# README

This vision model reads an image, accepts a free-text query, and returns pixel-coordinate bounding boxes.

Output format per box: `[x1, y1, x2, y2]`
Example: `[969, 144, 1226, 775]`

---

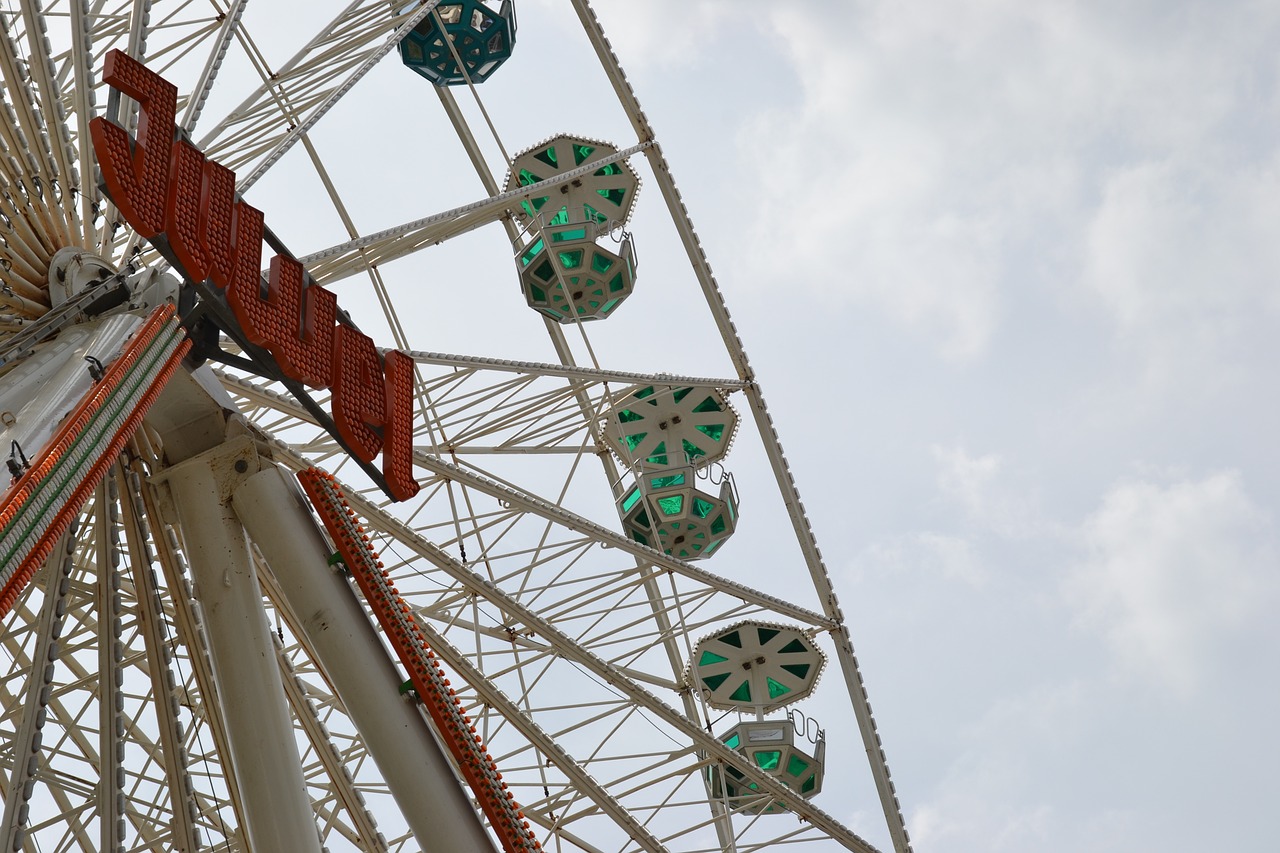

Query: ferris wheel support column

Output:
[232, 464, 501, 853]
[161, 438, 324, 853]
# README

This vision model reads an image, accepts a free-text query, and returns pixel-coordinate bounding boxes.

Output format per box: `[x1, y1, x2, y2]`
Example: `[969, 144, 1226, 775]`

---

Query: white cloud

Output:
[930, 444, 1043, 538]
[850, 530, 989, 589]
[704, 0, 1280, 365]
[1067, 470, 1278, 691]
[1081, 153, 1280, 360]
[910, 708, 1062, 853]
[580, 0, 739, 71]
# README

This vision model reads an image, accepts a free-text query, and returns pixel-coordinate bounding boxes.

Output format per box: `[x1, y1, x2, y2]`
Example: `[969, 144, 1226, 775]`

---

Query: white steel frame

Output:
[0, 2, 913, 851]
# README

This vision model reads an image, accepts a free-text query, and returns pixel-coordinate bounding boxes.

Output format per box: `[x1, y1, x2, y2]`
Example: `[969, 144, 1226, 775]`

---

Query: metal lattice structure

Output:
[0, 2, 913, 851]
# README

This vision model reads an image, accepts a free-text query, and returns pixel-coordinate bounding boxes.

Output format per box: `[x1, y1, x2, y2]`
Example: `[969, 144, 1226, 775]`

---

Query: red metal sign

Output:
[91, 49, 419, 501]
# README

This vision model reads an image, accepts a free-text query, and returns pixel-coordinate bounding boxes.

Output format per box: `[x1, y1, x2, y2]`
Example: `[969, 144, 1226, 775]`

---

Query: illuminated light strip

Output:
[298, 468, 542, 853]
[0, 306, 190, 617]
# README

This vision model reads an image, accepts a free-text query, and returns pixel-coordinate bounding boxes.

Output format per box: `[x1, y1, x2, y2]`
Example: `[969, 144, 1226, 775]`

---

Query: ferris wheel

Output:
[0, 2, 914, 852]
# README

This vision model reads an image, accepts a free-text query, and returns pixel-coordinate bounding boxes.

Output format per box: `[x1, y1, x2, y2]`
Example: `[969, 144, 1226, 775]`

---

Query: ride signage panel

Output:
[90, 49, 420, 501]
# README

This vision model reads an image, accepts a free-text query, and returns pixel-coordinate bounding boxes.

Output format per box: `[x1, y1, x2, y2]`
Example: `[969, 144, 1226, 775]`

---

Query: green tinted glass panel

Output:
[757, 628, 780, 645]
[682, 439, 705, 461]
[699, 650, 729, 667]
[781, 663, 811, 680]
[517, 168, 541, 186]
[630, 530, 648, 546]
[519, 199, 534, 217]
[597, 187, 626, 206]
[591, 252, 614, 274]
[623, 432, 646, 452]
[802, 774, 817, 794]
[693, 498, 715, 519]
[726, 765, 744, 780]
[723, 732, 740, 749]
[528, 284, 546, 302]
[693, 396, 723, 413]
[573, 144, 595, 165]
[703, 539, 722, 557]
[533, 146, 558, 167]
[779, 639, 808, 654]
[519, 238, 545, 266]
[548, 206, 569, 226]
[710, 515, 726, 535]
[755, 750, 781, 771]
[657, 495, 684, 516]
[646, 441, 667, 466]
[594, 162, 623, 176]
[617, 408, 643, 423]
[621, 488, 642, 512]
[635, 386, 656, 400]
[533, 260, 554, 282]
[558, 250, 583, 270]
[634, 510, 649, 528]
[650, 474, 686, 489]
[702, 672, 730, 692]
[583, 203, 607, 224]
[766, 678, 791, 699]
[728, 681, 751, 703]
[787, 755, 809, 778]
[695, 423, 725, 442]
[552, 227, 587, 243]
[608, 273, 625, 293]
[718, 631, 742, 648]
[530, 195, 549, 211]
[601, 298, 620, 314]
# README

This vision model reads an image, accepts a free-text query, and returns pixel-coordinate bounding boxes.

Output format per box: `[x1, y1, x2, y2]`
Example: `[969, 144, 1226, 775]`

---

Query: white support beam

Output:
[411, 617, 667, 853]
[115, 462, 203, 852]
[0, 528, 76, 851]
[161, 437, 322, 853]
[233, 464, 499, 853]
[95, 481, 125, 853]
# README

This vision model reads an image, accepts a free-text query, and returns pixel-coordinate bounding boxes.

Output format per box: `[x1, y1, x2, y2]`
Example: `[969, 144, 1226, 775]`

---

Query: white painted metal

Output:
[114, 463, 204, 852]
[162, 439, 324, 853]
[0, 529, 76, 851]
[233, 463, 500, 853]
[95, 481, 125, 853]
[0, 314, 142, 461]
[0, 2, 916, 850]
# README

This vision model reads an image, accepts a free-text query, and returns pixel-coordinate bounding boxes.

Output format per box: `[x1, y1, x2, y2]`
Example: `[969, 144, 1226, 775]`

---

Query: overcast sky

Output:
[587, 1, 1280, 850]
[213, 1, 1280, 849]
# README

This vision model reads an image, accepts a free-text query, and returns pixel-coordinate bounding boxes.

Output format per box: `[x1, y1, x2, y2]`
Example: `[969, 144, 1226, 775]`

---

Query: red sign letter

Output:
[200, 159, 237, 287]
[382, 350, 420, 501]
[89, 50, 175, 238]
[165, 141, 210, 281]
[228, 252, 335, 388]
[331, 324, 385, 462]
